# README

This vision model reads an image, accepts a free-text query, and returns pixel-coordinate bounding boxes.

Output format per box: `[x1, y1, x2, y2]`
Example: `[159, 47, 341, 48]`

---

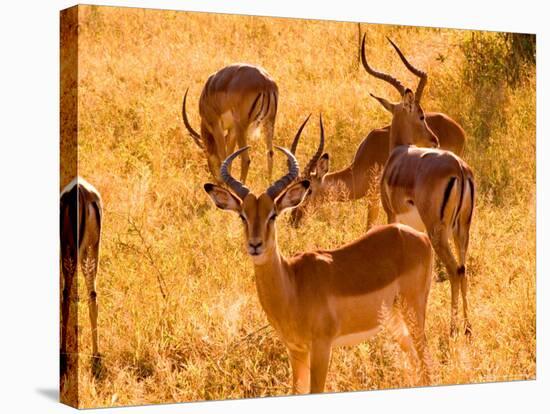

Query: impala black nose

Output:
[249, 241, 263, 249]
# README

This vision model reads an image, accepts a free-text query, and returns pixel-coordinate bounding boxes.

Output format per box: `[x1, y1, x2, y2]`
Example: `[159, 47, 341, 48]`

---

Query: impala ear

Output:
[370, 93, 395, 113]
[403, 89, 415, 112]
[275, 181, 311, 213]
[204, 183, 242, 212]
[315, 153, 330, 178]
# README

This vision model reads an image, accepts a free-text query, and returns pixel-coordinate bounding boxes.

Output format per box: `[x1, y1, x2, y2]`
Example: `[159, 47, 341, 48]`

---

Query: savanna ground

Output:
[60, 5, 536, 408]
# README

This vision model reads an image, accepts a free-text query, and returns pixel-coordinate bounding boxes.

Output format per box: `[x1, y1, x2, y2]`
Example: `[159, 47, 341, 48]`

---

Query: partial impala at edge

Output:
[60, 177, 103, 378]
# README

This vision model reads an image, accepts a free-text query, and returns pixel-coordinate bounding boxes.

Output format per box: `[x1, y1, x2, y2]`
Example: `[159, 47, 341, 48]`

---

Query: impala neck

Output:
[251, 232, 292, 317]
[389, 116, 414, 151]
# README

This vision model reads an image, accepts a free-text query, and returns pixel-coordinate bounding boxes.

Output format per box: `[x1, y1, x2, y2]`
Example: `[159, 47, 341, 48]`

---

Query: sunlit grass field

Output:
[60, 5, 535, 408]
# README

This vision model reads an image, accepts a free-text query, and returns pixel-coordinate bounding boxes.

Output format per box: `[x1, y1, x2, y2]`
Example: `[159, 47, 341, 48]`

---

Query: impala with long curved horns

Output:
[290, 36, 466, 228]
[362, 37, 476, 337]
[204, 116, 434, 393]
[60, 177, 103, 378]
[183, 63, 278, 183]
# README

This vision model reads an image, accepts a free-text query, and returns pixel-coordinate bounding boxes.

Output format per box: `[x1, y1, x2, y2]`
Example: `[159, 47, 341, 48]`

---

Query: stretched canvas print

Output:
[60, 4, 536, 409]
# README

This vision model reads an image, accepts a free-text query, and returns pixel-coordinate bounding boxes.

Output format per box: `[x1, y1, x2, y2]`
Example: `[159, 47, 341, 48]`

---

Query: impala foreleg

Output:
[207, 122, 228, 181]
[309, 339, 332, 393]
[235, 127, 251, 184]
[201, 127, 223, 183]
[263, 121, 275, 180]
[226, 128, 237, 157]
[366, 196, 380, 230]
[366, 166, 383, 229]
[380, 186, 395, 225]
[288, 348, 310, 394]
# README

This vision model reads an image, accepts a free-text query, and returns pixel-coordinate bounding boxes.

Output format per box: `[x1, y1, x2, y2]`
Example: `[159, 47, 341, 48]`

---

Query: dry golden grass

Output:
[61, 5, 535, 408]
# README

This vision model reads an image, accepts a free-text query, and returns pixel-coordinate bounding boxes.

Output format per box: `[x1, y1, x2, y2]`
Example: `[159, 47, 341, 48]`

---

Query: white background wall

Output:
[0, 0, 546, 412]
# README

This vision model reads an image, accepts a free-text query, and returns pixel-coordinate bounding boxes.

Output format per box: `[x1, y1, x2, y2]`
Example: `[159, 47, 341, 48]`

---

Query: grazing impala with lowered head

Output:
[183, 64, 279, 183]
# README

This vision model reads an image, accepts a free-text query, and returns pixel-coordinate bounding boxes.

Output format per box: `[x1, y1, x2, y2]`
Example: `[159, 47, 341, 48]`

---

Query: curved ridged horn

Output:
[182, 88, 203, 149]
[220, 146, 251, 200]
[361, 34, 406, 97]
[266, 146, 300, 200]
[290, 114, 312, 155]
[304, 114, 325, 177]
[289, 114, 311, 172]
[387, 37, 427, 102]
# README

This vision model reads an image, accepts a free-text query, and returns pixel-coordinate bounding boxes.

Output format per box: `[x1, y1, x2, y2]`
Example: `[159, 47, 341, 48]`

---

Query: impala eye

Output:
[269, 213, 277, 221]
[239, 214, 246, 222]
[420, 115, 425, 121]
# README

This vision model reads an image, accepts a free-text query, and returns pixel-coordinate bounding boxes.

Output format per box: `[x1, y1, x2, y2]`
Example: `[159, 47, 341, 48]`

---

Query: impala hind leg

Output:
[428, 226, 462, 337]
[459, 273, 471, 336]
[452, 233, 471, 336]
[81, 244, 102, 378]
[60, 246, 76, 377]
[309, 340, 332, 393]
[391, 298, 431, 386]
[402, 298, 432, 385]
[395, 326, 430, 385]
[453, 199, 474, 336]
[288, 349, 310, 394]
[411, 318, 431, 385]
[388, 308, 418, 368]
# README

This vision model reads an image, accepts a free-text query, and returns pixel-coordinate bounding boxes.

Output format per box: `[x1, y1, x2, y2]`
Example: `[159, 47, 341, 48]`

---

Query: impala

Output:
[60, 177, 102, 377]
[182, 63, 278, 183]
[290, 37, 466, 228]
[204, 118, 433, 393]
[362, 37, 475, 336]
